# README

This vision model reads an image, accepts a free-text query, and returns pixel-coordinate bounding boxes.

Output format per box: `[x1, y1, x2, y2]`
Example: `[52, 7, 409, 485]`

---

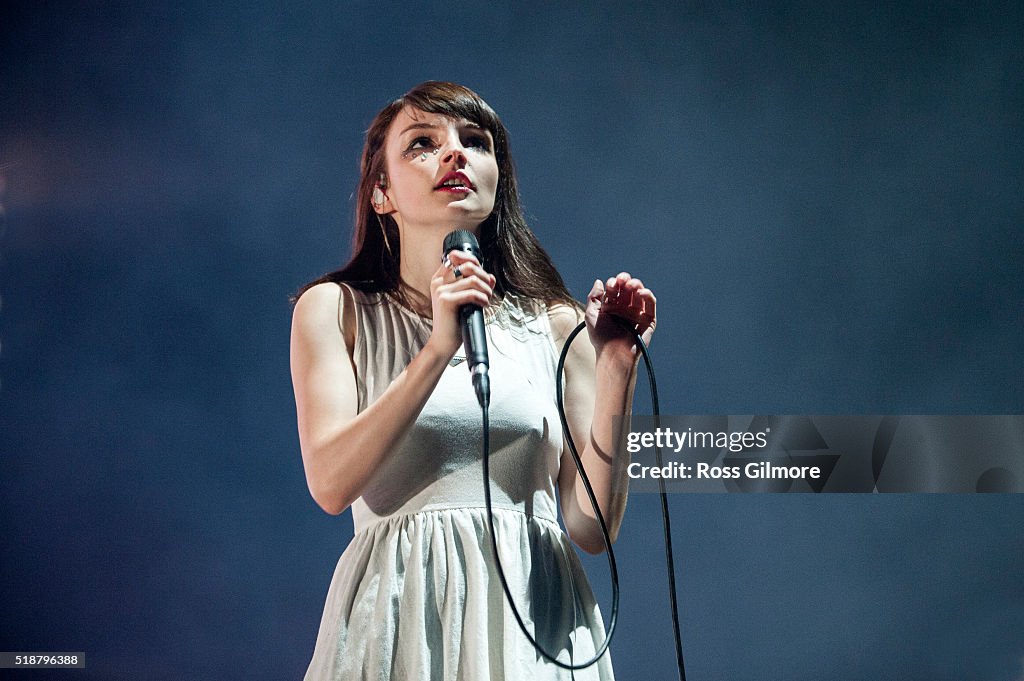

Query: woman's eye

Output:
[401, 137, 439, 159]
[465, 135, 491, 151]
[407, 136, 435, 150]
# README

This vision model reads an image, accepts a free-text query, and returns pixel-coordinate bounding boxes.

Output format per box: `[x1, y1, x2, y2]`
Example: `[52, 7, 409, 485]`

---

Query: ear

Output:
[371, 172, 391, 214]
[371, 185, 388, 214]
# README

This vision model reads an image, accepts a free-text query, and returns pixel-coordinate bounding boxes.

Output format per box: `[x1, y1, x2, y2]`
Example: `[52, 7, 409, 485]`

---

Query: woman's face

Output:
[378, 106, 499, 234]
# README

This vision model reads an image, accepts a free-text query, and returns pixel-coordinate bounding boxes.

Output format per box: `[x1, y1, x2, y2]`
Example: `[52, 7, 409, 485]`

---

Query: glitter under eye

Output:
[400, 147, 441, 162]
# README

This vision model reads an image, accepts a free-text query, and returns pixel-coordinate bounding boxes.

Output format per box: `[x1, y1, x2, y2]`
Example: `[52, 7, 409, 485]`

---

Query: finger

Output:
[446, 253, 494, 284]
[637, 289, 657, 342]
[620, 279, 644, 310]
[439, 287, 491, 308]
[587, 279, 605, 303]
[603, 280, 634, 308]
[449, 260, 487, 279]
[619, 278, 643, 308]
[446, 250, 482, 268]
[635, 288, 657, 322]
[442, 275, 494, 298]
[605, 272, 632, 294]
[448, 263, 494, 288]
[605, 284, 653, 324]
[608, 300, 645, 324]
[604, 277, 619, 299]
[434, 259, 486, 289]
[444, 248, 480, 263]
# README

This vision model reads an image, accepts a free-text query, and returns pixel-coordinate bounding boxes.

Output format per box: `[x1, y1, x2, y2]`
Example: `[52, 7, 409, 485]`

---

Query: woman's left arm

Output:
[551, 272, 657, 555]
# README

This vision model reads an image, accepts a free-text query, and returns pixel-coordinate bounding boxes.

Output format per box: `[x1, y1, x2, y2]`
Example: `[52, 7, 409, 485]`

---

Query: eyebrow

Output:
[399, 121, 488, 136]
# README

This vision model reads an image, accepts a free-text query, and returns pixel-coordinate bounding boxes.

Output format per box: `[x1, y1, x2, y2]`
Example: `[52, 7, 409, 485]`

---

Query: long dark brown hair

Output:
[293, 81, 578, 312]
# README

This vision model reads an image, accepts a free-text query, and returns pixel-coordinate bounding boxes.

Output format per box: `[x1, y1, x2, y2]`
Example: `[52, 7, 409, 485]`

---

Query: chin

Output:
[445, 206, 490, 227]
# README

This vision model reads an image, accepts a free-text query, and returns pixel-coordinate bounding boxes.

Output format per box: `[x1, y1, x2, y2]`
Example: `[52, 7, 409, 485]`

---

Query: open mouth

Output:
[435, 171, 475, 192]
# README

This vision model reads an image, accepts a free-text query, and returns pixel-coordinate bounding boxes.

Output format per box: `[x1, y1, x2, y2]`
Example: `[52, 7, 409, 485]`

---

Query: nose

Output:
[440, 139, 467, 167]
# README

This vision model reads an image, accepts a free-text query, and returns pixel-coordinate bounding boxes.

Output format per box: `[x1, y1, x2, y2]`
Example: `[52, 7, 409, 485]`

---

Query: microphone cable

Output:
[479, 319, 687, 680]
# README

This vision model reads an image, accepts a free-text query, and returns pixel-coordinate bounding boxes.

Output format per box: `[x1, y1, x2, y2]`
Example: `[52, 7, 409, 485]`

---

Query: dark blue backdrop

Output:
[2, 2, 1022, 679]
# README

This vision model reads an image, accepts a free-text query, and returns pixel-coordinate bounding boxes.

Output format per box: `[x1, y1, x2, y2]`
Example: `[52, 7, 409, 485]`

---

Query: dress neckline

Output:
[381, 292, 434, 324]
[383, 291, 515, 325]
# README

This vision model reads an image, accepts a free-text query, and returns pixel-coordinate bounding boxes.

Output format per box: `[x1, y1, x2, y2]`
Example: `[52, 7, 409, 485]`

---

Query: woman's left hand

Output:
[585, 272, 657, 365]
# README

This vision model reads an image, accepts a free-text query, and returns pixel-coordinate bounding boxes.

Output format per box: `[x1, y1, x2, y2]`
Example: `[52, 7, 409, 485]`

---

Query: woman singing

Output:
[291, 81, 656, 680]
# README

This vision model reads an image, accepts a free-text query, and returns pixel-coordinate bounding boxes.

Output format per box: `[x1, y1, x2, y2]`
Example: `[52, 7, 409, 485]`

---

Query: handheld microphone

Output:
[442, 230, 490, 408]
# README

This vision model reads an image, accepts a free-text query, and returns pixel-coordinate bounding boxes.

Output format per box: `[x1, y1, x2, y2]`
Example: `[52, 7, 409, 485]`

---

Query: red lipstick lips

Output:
[435, 171, 475, 192]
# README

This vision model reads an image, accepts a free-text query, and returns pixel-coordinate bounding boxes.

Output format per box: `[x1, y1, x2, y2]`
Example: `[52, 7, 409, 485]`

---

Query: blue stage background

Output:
[2, 2, 1022, 679]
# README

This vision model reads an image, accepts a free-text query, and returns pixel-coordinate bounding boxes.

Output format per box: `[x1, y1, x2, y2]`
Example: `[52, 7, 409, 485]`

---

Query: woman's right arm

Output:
[290, 283, 448, 514]
[290, 254, 493, 515]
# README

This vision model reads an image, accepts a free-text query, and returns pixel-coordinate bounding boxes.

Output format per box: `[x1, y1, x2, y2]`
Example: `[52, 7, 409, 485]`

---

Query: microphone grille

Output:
[442, 230, 481, 256]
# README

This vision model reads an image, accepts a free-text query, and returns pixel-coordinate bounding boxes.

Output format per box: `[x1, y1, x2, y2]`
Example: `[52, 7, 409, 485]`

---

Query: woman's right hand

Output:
[427, 249, 496, 359]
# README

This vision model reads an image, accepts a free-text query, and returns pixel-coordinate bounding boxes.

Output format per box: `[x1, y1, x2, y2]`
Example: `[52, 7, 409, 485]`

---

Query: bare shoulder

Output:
[293, 281, 342, 324]
[546, 302, 594, 366]
[291, 282, 347, 349]
[546, 302, 585, 347]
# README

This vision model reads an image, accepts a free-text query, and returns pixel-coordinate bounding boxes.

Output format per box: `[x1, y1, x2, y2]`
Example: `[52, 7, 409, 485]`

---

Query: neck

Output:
[397, 220, 474, 316]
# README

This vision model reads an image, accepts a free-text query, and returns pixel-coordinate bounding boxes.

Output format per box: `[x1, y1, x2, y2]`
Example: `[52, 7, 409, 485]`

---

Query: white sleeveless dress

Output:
[304, 285, 615, 680]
